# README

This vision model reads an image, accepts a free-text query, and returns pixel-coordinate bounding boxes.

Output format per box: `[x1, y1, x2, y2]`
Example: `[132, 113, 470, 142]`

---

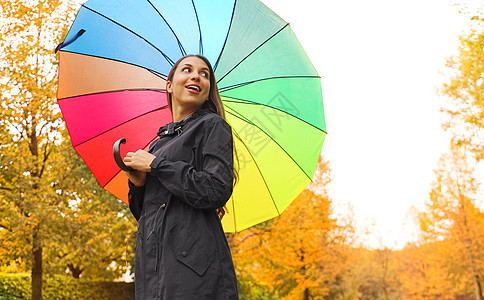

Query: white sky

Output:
[260, 0, 482, 248]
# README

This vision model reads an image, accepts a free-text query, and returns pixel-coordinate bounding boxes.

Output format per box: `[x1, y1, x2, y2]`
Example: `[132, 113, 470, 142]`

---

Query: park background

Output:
[0, 0, 482, 299]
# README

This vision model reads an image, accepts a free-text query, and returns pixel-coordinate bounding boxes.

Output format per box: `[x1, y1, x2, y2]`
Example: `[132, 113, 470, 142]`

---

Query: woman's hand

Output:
[124, 150, 156, 172]
[123, 150, 156, 187]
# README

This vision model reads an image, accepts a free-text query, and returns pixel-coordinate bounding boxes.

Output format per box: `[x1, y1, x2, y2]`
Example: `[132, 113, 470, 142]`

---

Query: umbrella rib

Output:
[224, 104, 317, 182]
[83, 5, 176, 65]
[217, 23, 289, 83]
[219, 75, 320, 92]
[148, 69, 167, 80]
[226, 113, 281, 217]
[58, 88, 165, 101]
[146, 0, 187, 57]
[221, 96, 326, 134]
[72, 105, 170, 149]
[190, 0, 203, 55]
[213, 0, 238, 71]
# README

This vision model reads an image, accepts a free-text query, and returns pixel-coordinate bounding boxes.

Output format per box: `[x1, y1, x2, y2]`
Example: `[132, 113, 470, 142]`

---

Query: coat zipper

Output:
[150, 203, 166, 273]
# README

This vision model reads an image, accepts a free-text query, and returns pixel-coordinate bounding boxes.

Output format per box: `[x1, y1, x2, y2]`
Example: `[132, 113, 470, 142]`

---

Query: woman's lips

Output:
[186, 85, 201, 94]
[186, 88, 200, 94]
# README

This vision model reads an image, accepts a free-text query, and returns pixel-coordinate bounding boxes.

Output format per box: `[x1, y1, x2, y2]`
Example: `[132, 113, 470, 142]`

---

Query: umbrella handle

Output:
[113, 138, 135, 173]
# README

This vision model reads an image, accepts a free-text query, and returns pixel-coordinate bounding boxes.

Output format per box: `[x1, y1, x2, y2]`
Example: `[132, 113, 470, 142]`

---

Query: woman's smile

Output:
[186, 83, 202, 93]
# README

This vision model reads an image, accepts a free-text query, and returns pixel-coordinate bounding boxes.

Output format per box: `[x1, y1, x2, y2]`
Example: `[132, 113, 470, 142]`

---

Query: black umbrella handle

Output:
[113, 138, 135, 173]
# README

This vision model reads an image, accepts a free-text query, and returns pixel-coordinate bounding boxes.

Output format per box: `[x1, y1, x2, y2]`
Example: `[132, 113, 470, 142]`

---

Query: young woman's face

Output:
[167, 56, 211, 111]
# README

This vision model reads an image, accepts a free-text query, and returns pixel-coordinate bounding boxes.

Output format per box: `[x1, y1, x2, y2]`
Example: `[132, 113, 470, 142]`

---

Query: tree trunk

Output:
[303, 288, 310, 300]
[476, 276, 483, 300]
[465, 241, 482, 300]
[31, 228, 42, 300]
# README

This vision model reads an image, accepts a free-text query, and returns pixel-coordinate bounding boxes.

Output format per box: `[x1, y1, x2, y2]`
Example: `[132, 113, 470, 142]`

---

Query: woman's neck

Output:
[172, 105, 199, 122]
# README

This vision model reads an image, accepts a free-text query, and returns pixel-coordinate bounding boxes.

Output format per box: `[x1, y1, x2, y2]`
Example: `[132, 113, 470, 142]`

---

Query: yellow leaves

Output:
[0, 258, 26, 273]
[396, 241, 472, 298]
[439, 24, 484, 160]
[402, 142, 484, 298]
[0, 0, 137, 282]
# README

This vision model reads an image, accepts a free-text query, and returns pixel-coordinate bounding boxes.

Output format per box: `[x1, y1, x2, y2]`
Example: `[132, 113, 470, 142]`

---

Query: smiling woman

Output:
[123, 55, 239, 299]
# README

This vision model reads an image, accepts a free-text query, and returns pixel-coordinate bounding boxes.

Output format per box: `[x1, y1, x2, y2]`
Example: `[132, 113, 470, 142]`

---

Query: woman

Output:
[123, 55, 238, 299]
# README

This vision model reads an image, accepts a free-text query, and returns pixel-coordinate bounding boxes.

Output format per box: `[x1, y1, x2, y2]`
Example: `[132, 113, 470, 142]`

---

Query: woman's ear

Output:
[166, 81, 172, 93]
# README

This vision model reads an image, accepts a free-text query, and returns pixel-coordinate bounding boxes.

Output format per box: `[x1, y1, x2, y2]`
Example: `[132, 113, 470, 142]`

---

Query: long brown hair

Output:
[166, 55, 238, 219]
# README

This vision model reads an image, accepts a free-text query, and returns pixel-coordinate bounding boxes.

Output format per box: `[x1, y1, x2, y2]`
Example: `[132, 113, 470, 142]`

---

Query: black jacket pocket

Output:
[168, 223, 212, 276]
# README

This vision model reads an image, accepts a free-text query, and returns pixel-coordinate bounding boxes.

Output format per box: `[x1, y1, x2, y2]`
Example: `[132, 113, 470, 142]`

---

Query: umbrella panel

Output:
[214, 0, 286, 77]
[192, 0, 234, 64]
[58, 52, 166, 100]
[61, 6, 174, 76]
[221, 77, 325, 133]
[59, 90, 168, 147]
[218, 26, 318, 90]
[221, 135, 278, 232]
[224, 99, 325, 179]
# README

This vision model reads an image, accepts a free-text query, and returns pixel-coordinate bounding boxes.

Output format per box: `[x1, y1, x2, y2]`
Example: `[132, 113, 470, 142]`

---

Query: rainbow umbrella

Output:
[56, 0, 326, 232]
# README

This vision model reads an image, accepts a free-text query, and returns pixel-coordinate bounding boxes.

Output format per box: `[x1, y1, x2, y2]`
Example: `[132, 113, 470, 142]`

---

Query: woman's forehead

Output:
[178, 56, 209, 70]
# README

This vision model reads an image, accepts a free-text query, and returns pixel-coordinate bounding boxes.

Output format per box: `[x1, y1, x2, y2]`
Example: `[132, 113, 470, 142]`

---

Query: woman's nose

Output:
[190, 72, 200, 81]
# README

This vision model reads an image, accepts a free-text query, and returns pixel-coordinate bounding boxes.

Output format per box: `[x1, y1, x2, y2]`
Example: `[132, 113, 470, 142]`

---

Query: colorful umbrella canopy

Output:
[57, 0, 326, 232]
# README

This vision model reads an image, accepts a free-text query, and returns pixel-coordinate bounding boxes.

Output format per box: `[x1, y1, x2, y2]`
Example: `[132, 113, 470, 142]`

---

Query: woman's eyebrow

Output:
[181, 63, 209, 71]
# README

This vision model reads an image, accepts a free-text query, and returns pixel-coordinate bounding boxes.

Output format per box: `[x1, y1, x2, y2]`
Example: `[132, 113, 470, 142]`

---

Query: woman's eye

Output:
[201, 72, 208, 78]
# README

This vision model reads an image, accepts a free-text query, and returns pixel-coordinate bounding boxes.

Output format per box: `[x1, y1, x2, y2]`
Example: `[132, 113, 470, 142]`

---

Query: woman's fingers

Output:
[123, 150, 156, 172]
[123, 152, 133, 162]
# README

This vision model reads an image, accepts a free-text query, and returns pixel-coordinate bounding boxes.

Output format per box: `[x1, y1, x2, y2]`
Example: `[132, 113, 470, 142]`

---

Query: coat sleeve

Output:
[149, 120, 234, 210]
[128, 180, 145, 221]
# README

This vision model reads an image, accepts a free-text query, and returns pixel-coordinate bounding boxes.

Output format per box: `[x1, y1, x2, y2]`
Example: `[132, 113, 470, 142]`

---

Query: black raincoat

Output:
[128, 107, 238, 299]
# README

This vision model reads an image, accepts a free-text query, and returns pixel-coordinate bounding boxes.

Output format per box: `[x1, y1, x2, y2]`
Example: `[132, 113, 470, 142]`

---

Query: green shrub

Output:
[0, 273, 134, 299]
[0, 273, 30, 299]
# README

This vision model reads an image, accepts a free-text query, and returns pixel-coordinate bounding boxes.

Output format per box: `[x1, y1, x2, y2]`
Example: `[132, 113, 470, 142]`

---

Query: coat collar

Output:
[157, 106, 211, 137]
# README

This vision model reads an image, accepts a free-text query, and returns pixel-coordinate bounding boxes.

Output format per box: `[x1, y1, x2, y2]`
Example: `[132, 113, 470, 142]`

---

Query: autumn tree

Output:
[0, 0, 136, 298]
[439, 18, 484, 160]
[417, 145, 483, 299]
[404, 11, 484, 300]
[39, 143, 136, 281]
[231, 158, 356, 299]
[0, 1, 76, 298]
[0, 133, 136, 280]
[396, 242, 451, 299]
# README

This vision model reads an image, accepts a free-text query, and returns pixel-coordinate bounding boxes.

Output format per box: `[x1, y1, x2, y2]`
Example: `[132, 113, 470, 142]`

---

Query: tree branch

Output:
[0, 223, 12, 232]
[39, 143, 52, 177]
